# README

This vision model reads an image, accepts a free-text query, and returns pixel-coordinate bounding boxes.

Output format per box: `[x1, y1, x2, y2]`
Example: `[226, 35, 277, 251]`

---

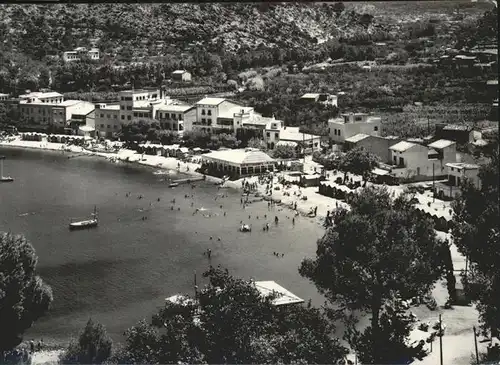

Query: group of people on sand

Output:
[273, 252, 285, 257]
[6, 339, 44, 365]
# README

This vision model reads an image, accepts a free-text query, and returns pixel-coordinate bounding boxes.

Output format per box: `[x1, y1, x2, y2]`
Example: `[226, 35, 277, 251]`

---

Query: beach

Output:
[0, 137, 483, 364]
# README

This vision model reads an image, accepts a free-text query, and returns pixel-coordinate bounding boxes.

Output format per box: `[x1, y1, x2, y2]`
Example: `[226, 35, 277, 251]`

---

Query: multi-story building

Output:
[0, 93, 10, 101]
[155, 104, 196, 135]
[192, 97, 245, 134]
[18, 91, 94, 127]
[435, 163, 481, 199]
[344, 134, 402, 164]
[435, 124, 474, 144]
[263, 119, 321, 154]
[94, 103, 121, 138]
[386, 139, 456, 180]
[328, 113, 381, 143]
[63, 47, 100, 62]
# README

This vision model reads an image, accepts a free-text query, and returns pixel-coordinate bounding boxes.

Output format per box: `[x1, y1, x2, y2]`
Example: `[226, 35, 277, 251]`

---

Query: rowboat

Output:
[69, 206, 98, 230]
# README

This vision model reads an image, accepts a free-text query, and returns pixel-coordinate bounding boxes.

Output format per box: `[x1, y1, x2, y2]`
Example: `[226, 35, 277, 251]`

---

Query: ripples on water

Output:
[0, 147, 326, 342]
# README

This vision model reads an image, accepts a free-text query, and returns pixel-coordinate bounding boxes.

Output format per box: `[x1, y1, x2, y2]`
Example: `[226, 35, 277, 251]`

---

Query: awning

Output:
[79, 125, 95, 132]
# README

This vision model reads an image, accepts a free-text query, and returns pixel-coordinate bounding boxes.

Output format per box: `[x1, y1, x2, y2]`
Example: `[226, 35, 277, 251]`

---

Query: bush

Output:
[60, 318, 112, 364]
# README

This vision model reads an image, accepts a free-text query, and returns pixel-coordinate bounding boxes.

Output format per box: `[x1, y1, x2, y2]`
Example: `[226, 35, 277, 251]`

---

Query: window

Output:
[202, 109, 206, 115]
[126, 106, 132, 110]
[355, 116, 362, 122]
[207, 110, 212, 116]
[201, 118, 206, 123]
[107, 124, 111, 129]
[338, 130, 341, 136]
[114, 115, 117, 119]
[266, 132, 270, 138]
[121, 106, 124, 110]
[275, 132, 279, 139]
[107, 114, 111, 118]
[100, 114, 104, 118]
[139, 113, 144, 118]
[127, 116, 131, 120]
[165, 113, 170, 119]
[121, 115, 125, 120]
[393, 156, 397, 164]
[114, 125, 118, 129]
[207, 119, 211, 124]
[178, 114, 182, 120]
[374, 126, 378, 131]
[100, 124, 104, 128]
[133, 112, 138, 117]
[399, 157, 404, 166]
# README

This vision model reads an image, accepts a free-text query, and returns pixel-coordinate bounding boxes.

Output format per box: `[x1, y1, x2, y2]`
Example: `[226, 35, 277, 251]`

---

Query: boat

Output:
[69, 206, 98, 230]
[239, 224, 252, 232]
[169, 182, 179, 188]
[0, 156, 14, 182]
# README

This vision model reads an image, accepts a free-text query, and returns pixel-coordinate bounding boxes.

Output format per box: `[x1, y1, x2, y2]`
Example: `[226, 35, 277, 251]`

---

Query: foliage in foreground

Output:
[0, 232, 53, 355]
[111, 266, 347, 364]
[60, 318, 113, 364]
[338, 147, 380, 185]
[300, 187, 447, 364]
[452, 136, 499, 337]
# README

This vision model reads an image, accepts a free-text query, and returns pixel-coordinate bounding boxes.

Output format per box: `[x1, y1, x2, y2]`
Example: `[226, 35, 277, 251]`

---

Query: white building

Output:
[171, 70, 192, 82]
[300, 93, 338, 107]
[328, 113, 381, 143]
[95, 88, 194, 138]
[18, 91, 94, 127]
[193, 97, 246, 134]
[63, 47, 100, 62]
[263, 119, 321, 154]
[387, 139, 456, 180]
[435, 162, 481, 199]
[0, 93, 10, 101]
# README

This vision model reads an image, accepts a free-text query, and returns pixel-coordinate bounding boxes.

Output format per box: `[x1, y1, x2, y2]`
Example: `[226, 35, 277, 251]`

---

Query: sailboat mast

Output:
[1, 159, 3, 177]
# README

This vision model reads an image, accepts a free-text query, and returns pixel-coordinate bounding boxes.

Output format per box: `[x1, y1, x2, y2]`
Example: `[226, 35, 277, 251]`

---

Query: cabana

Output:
[201, 148, 276, 178]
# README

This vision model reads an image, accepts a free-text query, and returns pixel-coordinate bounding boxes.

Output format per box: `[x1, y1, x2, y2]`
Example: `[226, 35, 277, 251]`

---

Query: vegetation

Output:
[451, 136, 499, 337]
[338, 147, 380, 185]
[0, 232, 53, 356]
[270, 144, 296, 159]
[112, 267, 347, 364]
[300, 187, 447, 363]
[60, 318, 113, 364]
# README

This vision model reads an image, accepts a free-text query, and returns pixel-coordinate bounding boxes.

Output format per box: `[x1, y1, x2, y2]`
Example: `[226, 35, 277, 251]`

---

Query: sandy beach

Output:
[1, 137, 483, 364]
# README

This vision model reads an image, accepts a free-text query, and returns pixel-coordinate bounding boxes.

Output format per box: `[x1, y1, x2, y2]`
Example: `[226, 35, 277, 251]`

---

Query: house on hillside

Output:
[328, 113, 381, 143]
[435, 162, 481, 199]
[63, 47, 99, 62]
[387, 139, 456, 181]
[344, 134, 402, 164]
[171, 70, 192, 83]
[435, 124, 474, 144]
[299, 93, 338, 107]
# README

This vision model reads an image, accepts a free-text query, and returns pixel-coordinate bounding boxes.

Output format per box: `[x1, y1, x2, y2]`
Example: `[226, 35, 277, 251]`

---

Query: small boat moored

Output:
[0, 156, 14, 183]
[69, 206, 98, 230]
[169, 182, 179, 188]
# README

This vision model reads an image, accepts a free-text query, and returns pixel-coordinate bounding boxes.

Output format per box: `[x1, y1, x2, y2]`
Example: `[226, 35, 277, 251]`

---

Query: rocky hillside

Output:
[0, 3, 393, 60]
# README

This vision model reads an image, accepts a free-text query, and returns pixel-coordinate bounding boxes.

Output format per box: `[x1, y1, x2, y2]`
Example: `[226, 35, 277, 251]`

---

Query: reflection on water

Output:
[0, 147, 326, 341]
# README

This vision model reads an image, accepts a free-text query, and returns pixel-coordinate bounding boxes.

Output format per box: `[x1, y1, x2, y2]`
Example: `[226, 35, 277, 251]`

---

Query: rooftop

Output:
[428, 139, 455, 149]
[157, 104, 194, 112]
[254, 281, 304, 306]
[172, 70, 188, 74]
[389, 141, 417, 152]
[446, 162, 480, 170]
[345, 133, 370, 143]
[442, 124, 473, 131]
[98, 104, 120, 110]
[202, 148, 275, 166]
[19, 91, 63, 99]
[59, 100, 82, 106]
[301, 93, 321, 99]
[219, 106, 254, 119]
[487, 80, 498, 85]
[279, 127, 319, 142]
[196, 97, 226, 106]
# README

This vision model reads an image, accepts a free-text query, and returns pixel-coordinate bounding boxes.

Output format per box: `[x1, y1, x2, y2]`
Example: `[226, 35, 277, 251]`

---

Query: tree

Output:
[332, 2, 345, 16]
[116, 267, 347, 364]
[300, 187, 446, 364]
[0, 232, 53, 356]
[247, 137, 267, 150]
[60, 318, 112, 364]
[451, 139, 499, 337]
[271, 143, 296, 159]
[338, 147, 379, 186]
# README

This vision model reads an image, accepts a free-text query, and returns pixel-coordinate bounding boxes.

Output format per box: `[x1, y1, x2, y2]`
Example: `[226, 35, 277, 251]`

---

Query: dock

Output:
[172, 176, 205, 185]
